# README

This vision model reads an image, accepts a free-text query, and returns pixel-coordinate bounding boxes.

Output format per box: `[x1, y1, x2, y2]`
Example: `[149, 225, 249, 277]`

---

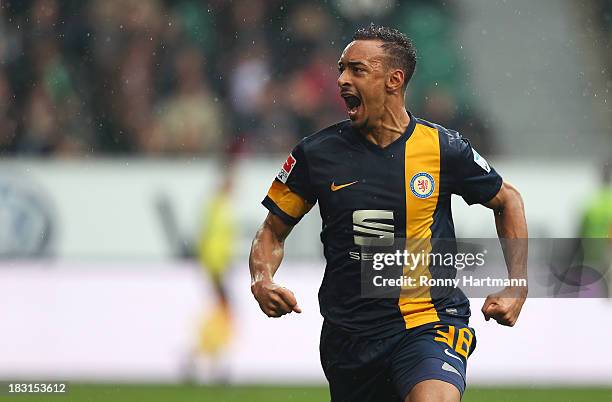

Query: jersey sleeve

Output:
[447, 132, 503, 205]
[261, 142, 316, 225]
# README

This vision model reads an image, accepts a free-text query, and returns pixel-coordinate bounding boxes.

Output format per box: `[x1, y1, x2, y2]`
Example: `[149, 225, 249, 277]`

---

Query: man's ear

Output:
[386, 68, 405, 93]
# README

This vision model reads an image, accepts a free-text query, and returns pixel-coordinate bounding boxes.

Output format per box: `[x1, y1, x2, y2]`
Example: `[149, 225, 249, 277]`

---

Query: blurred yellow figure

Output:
[198, 182, 236, 282]
[578, 160, 612, 297]
[198, 303, 233, 356]
[196, 169, 236, 359]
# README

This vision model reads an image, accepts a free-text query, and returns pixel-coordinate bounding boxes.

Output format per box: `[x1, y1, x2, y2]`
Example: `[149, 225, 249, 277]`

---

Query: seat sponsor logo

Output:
[352, 210, 394, 247]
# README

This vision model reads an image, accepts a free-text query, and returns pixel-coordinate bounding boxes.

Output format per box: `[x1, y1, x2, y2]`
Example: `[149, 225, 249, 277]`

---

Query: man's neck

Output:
[360, 103, 410, 148]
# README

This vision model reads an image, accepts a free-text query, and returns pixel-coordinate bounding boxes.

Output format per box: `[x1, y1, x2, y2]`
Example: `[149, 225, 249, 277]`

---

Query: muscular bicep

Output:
[483, 183, 505, 211]
[483, 181, 523, 211]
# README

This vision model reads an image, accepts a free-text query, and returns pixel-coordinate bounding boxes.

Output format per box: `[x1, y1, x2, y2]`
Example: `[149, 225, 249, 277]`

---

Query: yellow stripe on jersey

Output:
[267, 180, 313, 219]
[399, 123, 441, 329]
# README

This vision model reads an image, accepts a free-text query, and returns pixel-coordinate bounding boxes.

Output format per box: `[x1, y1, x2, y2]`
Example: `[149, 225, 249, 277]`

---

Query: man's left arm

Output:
[481, 181, 528, 326]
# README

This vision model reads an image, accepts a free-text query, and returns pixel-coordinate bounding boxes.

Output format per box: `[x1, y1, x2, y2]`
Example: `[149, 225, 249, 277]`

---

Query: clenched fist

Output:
[481, 286, 527, 327]
[252, 279, 302, 318]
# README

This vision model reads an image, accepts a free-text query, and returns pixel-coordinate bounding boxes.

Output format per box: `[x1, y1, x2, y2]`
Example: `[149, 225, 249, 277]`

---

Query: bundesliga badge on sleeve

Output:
[472, 148, 491, 173]
[277, 153, 296, 183]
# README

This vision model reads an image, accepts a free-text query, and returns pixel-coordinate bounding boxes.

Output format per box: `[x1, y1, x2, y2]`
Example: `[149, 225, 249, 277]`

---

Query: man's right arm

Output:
[249, 212, 302, 317]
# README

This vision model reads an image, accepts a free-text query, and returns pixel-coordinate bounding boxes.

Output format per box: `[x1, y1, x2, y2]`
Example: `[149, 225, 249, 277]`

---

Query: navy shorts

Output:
[319, 320, 476, 402]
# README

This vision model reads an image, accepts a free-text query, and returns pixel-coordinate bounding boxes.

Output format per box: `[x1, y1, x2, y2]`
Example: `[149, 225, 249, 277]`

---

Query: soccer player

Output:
[249, 24, 527, 402]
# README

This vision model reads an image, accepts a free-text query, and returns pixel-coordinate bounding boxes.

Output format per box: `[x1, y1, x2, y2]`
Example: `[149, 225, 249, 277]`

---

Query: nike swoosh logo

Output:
[444, 348, 464, 365]
[330, 181, 358, 192]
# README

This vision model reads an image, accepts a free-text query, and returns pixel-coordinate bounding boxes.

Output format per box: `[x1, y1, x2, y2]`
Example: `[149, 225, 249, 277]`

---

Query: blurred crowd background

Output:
[0, 0, 502, 157]
[0, 0, 611, 393]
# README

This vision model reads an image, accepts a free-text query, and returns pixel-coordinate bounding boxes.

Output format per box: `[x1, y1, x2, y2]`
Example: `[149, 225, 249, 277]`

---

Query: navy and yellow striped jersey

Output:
[262, 112, 502, 337]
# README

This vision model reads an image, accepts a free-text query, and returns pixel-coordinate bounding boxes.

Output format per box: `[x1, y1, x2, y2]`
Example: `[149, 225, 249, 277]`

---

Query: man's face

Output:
[337, 40, 389, 129]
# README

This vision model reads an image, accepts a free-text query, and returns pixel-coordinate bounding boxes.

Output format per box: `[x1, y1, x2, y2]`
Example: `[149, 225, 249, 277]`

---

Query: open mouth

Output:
[342, 94, 362, 119]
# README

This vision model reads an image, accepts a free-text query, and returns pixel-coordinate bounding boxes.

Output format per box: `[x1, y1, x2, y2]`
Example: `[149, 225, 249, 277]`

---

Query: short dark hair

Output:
[353, 23, 417, 88]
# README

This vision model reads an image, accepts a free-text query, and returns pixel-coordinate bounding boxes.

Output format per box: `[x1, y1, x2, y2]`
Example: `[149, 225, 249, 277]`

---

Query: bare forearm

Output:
[493, 191, 526, 239]
[249, 213, 300, 316]
[249, 225, 284, 285]
[493, 186, 528, 286]
[249, 213, 292, 285]
[482, 182, 528, 326]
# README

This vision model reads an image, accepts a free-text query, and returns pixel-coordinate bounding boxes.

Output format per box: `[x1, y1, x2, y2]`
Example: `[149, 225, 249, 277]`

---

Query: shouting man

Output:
[249, 24, 527, 402]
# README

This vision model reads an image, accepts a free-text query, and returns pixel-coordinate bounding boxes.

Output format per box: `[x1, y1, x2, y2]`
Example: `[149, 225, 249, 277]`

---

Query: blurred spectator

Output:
[0, 70, 17, 153]
[334, 0, 395, 22]
[228, 42, 271, 140]
[152, 46, 224, 154]
[0, 0, 497, 156]
[0, 3, 22, 65]
[19, 86, 58, 154]
[286, 46, 346, 138]
[422, 87, 496, 155]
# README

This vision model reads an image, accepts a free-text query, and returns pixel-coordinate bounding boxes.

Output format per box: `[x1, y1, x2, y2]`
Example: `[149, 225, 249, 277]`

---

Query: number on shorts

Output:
[434, 325, 474, 359]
